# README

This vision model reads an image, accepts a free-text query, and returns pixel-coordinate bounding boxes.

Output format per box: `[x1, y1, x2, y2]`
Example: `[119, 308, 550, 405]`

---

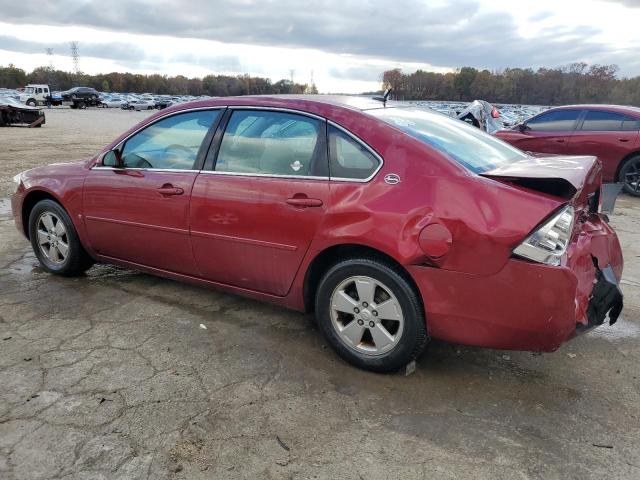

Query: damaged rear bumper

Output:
[407, 214, 623, 352]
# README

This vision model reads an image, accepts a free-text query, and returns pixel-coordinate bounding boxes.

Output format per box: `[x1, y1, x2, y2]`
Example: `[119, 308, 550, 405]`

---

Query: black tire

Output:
[28, 199, 94, 276]
[78, 102, 86, 110]
[26, 99, 37, 107]
[315, 258, 428, 372]
[619, 155, 640, 196]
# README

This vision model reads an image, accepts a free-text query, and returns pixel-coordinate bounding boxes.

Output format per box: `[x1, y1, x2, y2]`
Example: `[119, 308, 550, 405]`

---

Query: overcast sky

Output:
[1, 0, 640, 93]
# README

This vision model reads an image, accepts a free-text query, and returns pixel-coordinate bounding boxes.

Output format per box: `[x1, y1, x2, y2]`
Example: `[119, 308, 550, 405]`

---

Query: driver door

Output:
[82, 109, 222, 274]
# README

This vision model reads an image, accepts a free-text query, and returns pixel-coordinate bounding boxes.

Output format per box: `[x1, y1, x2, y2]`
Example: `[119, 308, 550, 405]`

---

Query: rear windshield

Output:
[368, 107, 527, 173]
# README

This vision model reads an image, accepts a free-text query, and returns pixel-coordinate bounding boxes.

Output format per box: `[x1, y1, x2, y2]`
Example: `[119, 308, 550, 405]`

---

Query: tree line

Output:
[382, 63, 640, 106]
[0, 64, 317, 96]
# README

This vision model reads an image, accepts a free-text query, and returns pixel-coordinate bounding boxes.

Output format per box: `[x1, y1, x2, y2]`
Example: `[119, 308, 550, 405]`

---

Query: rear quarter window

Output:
[328, 125, 381, 180]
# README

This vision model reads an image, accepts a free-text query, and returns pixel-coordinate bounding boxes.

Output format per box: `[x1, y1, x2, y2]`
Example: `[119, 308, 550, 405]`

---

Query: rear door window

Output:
[215, 110, 326, 177]
[581, 110, 639, 131]
[526, 110, 581, 131]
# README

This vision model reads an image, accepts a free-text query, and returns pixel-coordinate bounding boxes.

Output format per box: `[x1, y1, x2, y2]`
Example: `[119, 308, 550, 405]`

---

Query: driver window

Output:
[121, 110, 220, 169]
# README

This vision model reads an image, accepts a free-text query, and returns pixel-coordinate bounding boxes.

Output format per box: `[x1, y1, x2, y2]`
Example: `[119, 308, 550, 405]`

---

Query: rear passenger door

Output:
[566, 109, 640, 182]
[514, 109, 582, 154]
[189, 108, 330, 296]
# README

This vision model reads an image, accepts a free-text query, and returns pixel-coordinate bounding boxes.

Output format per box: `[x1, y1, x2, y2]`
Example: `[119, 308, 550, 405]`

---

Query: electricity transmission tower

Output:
[70, 41, 80, 84]
[45, 48, 54, 69]
[45, 48, 55, 87]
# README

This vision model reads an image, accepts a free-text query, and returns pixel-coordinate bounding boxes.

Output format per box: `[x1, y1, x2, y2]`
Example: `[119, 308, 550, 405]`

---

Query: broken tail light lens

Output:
[513, 205, 574, 266]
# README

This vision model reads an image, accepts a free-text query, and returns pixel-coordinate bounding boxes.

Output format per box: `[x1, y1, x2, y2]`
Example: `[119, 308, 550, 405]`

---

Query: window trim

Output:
[92, 105, 385, 182]
[327, 121, 384, 183]
[204, 106, 331, 181]
[91, 106, 225, 172]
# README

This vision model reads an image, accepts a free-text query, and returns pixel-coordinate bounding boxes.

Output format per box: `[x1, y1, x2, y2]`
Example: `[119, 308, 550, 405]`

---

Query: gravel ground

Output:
[1, 107, 639, 479]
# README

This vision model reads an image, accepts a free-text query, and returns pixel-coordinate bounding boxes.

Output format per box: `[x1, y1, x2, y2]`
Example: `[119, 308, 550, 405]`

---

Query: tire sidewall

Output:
[315, 259, 426, 372]
[28, 200, 80, 274]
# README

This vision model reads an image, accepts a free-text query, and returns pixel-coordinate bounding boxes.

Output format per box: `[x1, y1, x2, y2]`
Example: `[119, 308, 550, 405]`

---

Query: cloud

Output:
[600, 0, 640, 6]
[1, 0, 639, 78]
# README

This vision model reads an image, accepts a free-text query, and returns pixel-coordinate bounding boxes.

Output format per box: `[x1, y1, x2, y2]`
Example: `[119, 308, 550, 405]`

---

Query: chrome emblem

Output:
[290, 160, 303, 171]
[384, 173, 401, 185]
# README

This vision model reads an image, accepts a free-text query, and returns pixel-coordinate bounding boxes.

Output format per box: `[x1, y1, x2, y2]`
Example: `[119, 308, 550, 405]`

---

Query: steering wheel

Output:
[164, 144, 193, 158]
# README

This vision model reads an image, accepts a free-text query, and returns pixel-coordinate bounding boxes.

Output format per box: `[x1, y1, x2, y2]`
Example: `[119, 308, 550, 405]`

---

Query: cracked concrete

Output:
[1, 108, 640, 479]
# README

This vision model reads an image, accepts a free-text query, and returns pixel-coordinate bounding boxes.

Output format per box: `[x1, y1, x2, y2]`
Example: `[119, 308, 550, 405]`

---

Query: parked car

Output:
[122, 99, 155, 111]
[495, 105, 640, 196]
[1, 96, 45, 127]
[100, 96, 127, 108]
[153, 96, 173, 109]
[61, 87, 100, 109]
[10, 96, 623, 372]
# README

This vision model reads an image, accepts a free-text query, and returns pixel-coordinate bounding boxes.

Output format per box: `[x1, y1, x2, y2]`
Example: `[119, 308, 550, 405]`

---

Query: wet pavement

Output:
[1, 110, 640, 479]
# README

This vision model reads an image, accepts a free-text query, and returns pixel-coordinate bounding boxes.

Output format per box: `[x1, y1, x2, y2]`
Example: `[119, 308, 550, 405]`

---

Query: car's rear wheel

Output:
[28, 200, 94, 276]
[315, 258, 427, 372]
[619, 155, 640, 196]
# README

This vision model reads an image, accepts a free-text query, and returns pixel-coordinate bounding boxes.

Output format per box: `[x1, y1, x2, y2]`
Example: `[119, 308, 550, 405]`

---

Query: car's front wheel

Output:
[315, 258, 428, 372]
[619, 155, 640, 196]
[28, 200, 94, 276]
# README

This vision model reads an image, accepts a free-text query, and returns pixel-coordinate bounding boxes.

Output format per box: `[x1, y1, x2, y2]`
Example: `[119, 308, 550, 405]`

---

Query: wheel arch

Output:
[615, 150, 640, 182]
[302, 243, 424, 313]
[21, 189, 62, 239]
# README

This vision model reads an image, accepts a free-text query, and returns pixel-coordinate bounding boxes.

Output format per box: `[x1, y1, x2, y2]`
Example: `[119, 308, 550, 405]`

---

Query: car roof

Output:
[166, 94, 389, 116]
[549, 104, 640, 117]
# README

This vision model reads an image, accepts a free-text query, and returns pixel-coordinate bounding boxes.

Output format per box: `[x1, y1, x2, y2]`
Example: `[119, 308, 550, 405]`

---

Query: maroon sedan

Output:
[495, 105, 640, 196]
[11, 96, 624, 372]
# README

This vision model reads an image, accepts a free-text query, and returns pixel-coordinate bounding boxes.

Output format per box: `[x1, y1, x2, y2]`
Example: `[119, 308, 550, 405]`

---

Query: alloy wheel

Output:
[330, 276, 404, 356]
[36, 212, 69, 264]
[624, 158, 640, 193]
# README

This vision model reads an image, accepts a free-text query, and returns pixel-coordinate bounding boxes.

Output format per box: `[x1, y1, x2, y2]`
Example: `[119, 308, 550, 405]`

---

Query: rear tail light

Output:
[513, 205, 574, 266]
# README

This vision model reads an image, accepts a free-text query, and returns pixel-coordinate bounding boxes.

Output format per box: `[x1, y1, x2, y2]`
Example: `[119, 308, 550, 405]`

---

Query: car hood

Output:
[21, 160, 89, 181]
[481, 155, 601, 203]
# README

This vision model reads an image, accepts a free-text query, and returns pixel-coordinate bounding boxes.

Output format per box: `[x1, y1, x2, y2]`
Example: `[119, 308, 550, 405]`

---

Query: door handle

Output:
[286, 196, 323, 208]
[157, 184, 184, 196]
[618, 138, 630, 143]
[554, 138, 565, 143]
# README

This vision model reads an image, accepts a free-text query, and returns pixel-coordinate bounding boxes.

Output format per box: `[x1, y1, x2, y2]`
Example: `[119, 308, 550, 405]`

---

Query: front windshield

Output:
[368, 107, 528, 173]
[24, 87, 34, 93]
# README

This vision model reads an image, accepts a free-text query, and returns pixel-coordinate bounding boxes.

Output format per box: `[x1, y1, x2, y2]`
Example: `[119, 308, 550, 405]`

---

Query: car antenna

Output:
[373, 88, 392, 107]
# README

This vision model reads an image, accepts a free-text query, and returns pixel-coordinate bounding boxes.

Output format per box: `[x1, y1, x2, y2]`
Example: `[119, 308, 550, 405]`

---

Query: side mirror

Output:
[518, 123, 528, 132]
[102, 149, 123, 168]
